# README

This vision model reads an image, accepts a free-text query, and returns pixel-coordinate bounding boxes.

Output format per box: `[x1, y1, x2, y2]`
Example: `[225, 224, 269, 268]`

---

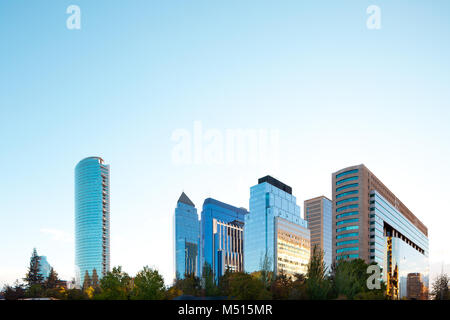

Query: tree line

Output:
[2, 247, 449, 300]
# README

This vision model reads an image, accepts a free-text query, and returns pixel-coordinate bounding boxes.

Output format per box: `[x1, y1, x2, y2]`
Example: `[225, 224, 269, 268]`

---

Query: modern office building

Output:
[244, 176, 310, 278]
[406, 273, 428, 300]
[332, 164, 429, 299]
[174, 192, 201, 279]
[304, 196, 332, 272]
[75, 157, 110, 286]
[201, 198, 248, 280]
[38, 256, 52, 279]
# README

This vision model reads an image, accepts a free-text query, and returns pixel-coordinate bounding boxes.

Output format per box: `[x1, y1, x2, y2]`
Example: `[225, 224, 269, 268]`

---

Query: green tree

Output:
[201, 263, 219, 297]
[220, 271, 271, 300]
[95, 266, 132, 300]
[258, 253, 274, 289]
[305, 245, 331, 299]
[172, 273, 202, 296]
[270, 272, 293, 300]
[23, 248, 44, 288]
[131, 266, 165, 300]
[2, 280, 26, 300]
[330, 259, 385, 300]
[431, 273, 450, 300]
[45, 267, 59, 289]
[91, 269, 100, 291]
[82, 270, 92, 291]
[289, 273, 307, 300]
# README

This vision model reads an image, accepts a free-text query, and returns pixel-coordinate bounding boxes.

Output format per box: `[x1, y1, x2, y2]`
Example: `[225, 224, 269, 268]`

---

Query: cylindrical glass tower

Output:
[75, 157, 110, 286]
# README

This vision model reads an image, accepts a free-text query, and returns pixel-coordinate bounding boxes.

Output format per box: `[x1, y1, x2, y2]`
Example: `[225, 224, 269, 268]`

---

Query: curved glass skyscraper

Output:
[75, 157, 110, 286]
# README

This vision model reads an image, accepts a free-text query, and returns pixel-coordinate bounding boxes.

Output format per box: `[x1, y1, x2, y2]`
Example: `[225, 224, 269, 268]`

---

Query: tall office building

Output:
[332, 164, 429, 299]
[304, 196, 332, 272]
[244, 176, 310, 278]
[75, 157, 110, 286]
[38, 256, 52, 279]
[174, 192, 200, 279]
[201, 198, 248, 280]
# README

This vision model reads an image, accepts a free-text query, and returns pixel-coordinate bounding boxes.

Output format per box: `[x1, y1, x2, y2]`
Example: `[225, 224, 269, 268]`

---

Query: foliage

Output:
[305, 245, 331, 300]
[23, 248, 44, 288]
[131, 266, 165, 300]
[94, 266, 132, 300]
[2, 280, 26, 300]
[45, 267, 59, 289]
[330, 259, 385, 300]
[220, 271, 271, 300]
[431, 273, 450, 300]
[172, 273, 202, 296]
[201, 263, 220, 297]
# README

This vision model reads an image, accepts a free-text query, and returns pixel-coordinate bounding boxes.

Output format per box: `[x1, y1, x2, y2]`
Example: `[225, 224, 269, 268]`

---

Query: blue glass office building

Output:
[38, 256, 52, 279]
[201, 198, 248, 280]
[174, 192, 201, 279]
[75, 157, 110, 286]
[244, 176, 310, 277]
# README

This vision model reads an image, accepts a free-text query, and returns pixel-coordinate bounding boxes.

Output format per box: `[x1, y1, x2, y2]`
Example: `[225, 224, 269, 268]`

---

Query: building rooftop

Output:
[258, 175, 292, 194]
[177, 192, 195, 207]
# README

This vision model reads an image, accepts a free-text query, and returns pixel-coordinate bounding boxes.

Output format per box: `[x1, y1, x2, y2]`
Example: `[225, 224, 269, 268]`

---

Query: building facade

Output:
[201, 198, 247, 280]
[244, 176, 310, 278]
[174, 192, 201, 279]
[304, 196, 332, 272]
[38, 256, 52, 279]
[75, 157, 110, 286]
[332, 164, 429, 299]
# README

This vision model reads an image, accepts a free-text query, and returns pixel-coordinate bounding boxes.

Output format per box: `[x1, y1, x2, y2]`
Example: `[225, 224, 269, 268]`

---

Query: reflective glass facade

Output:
[174, 193, 200, 279]
[371, 191, 429, 298]
[38, 256, 51, 279]
[244, 176, 310, 276]
[201, 198, 247, 280]
[75, 157, 110, 286]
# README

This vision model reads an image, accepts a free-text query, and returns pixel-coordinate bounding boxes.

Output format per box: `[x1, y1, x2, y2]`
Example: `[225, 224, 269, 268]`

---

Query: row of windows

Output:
[336, 254, 359, 260]
[336, 190, 359, 199]
[336, 232, 359, 239]
[336, 204, 358, 213]
[336, 176, 358, 186]
[336, 211, 358, 219]
[336, 239, 359, 246]
[336, 169, 359, 179]
[336, 225, 359, 233]
[336, 247, 359, 253]
[336, 197, 359, 206]
[336, 218, 359, 226]
[336, 183, 358, 192]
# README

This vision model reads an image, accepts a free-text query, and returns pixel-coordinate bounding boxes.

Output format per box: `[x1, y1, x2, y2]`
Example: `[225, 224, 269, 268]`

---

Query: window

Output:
[336, 204, 358, 212]
[336, 232, 358, 239]
[336, 169, 359, 179]
[336, 247, 359, 253]
[336, 176, 358, 185]
[336, 239, 359, 246]
[336, 225, 359, 233]
[336, 197, 359, 206]
[337, 254, 359, 260]
[336, 183, 358, 192]
[336, 211, 358, 219]
[336, 190, 358, 199]
[336, 218, 359, 226]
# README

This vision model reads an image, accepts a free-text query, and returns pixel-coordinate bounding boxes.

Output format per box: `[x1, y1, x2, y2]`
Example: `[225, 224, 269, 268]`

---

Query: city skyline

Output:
[1, 1, 450, 288]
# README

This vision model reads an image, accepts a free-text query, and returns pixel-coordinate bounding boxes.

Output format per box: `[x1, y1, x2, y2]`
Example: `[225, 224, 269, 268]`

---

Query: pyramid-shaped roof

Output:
[177, 192, 195, 207]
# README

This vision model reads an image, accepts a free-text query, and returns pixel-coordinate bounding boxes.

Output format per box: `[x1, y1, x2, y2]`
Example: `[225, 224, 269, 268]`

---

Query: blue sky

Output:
[1, 1, 450, 286]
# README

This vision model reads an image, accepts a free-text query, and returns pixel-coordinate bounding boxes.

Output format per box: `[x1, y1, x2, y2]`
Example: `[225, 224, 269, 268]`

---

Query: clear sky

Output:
[1, 0, 450, 287]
